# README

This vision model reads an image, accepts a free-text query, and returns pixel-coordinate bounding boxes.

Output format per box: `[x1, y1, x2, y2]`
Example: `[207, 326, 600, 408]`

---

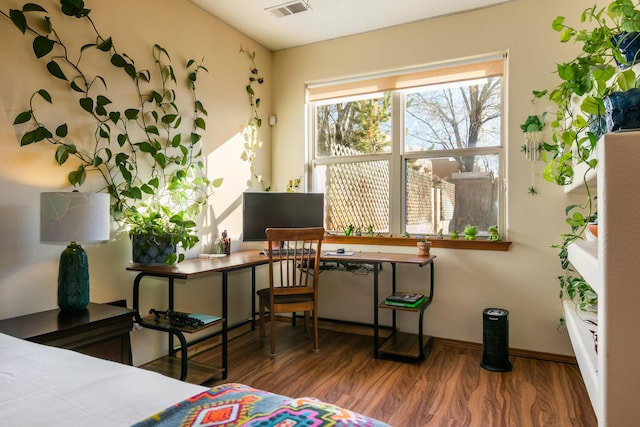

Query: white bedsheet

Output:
[0, 332, 207, 426]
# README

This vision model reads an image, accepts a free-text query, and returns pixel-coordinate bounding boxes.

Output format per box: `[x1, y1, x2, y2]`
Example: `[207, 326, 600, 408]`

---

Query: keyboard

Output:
[262, 248, 316, 256]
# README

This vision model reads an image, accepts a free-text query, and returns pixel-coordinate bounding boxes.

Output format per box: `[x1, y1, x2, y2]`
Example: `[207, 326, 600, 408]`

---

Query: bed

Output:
[0, 332, 388, 426]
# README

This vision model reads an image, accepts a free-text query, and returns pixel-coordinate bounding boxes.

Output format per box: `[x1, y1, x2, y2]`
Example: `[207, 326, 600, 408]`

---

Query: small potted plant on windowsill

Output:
[417, 237, 432, 256]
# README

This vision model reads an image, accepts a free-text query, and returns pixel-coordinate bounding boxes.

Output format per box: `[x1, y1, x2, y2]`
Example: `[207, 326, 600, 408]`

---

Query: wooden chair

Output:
[257, 227, 324, 357]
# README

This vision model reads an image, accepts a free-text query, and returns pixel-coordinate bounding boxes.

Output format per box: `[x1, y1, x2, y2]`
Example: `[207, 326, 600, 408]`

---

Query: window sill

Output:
[322, 234, 511, 251]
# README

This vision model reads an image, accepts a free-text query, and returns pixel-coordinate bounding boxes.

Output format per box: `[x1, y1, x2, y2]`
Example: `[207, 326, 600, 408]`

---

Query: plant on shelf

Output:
[533, 0, 640, 189]
[527, 1, 640, 308]
[4, 0, 222, 265]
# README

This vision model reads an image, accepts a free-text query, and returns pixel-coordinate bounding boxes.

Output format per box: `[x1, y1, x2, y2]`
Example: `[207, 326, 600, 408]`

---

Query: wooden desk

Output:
[0, 303, 134, 365]
[127, 251, 269, 381]
[127, 250, 435, 380]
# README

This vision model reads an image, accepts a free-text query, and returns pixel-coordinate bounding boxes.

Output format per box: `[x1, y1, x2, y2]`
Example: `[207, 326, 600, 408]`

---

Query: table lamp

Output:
[40, 192, 110, 311]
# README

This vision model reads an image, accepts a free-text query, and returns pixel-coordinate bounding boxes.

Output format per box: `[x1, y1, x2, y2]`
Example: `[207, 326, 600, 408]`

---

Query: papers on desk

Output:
[199, 253, 228, 258]
[324, 251, 355, 256]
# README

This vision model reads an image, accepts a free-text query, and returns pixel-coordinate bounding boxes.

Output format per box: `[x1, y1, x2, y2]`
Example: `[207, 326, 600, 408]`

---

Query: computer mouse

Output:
[336, 248, 345, 254]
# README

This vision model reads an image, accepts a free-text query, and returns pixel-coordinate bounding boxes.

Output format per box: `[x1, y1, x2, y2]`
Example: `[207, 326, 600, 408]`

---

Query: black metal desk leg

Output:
[222, 271, 228, 379]
[251, 266, 256, 330]
[373, 262, 379, 358]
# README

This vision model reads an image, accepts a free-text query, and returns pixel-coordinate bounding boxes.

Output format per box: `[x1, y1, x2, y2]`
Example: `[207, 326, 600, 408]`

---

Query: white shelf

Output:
[567, 241, 600, 294]
[563, 300, 599, 418]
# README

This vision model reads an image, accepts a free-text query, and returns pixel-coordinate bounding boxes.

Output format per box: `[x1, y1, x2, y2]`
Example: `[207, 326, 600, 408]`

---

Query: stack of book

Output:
[384, 292, 425, 308]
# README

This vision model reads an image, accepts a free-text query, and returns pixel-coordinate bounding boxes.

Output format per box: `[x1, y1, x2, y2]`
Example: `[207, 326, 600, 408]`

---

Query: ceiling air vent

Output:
[265, 1, 312, 18]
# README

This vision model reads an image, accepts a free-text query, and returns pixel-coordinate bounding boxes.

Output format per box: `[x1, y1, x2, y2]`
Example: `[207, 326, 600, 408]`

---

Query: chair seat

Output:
[257, 287, 314, 304]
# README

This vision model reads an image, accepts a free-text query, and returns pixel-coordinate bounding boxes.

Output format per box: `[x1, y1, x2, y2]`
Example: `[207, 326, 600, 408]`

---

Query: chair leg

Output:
[312, 310, 319, 353]
[259, 300, 265, 339]
[304, 311, 311, 335]
[269, 309, 276, 357]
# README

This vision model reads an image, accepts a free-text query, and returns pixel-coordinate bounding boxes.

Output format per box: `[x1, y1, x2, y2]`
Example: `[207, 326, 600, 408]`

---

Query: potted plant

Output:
[533, 0, 640, 187]
[417, 238, 431, 256]
[5, 0, 222, 265]
[527, 1, 640, 309]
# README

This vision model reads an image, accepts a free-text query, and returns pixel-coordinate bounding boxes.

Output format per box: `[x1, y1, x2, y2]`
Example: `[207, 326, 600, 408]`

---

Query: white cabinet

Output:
[566, 132, 640, 426]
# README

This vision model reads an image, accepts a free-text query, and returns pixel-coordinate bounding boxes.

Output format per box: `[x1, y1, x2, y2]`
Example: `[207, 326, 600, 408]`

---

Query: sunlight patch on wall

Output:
[201, 131, 253, 251]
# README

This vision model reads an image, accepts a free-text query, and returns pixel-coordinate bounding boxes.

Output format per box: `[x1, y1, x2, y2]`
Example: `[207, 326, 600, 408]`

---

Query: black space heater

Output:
[481, 308, 512, 372]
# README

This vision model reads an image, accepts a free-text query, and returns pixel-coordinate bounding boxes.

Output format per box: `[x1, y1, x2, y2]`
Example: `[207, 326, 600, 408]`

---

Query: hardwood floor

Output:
[186, 322, 596, 426]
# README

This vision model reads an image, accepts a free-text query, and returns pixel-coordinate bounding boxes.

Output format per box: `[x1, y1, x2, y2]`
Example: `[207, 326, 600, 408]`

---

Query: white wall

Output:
[271, 0, 588, 355]
[0, 0, 273, 365]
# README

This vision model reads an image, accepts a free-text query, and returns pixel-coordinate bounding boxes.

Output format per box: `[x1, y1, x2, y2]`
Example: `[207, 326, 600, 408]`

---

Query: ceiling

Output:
[190, 0, 512, 51]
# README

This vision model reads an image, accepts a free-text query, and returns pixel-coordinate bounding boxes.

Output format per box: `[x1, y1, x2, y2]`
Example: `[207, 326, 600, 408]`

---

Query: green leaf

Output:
[20, 126, 52, 145]
[171, 134, 181, 147]
[140, 184, 154, 195]
[551, 16, 564, 31]
[124, 64, 136, 79]
[111, 53, 126, 68]
[161, 114, 178, 124]
[79, 97, 94, 113]
[580, 96, 604, 115]
[125, 108, 139, 120]
[55, 145, 70, 164]
[70, 80, 84, 92]
[68, 166, 86, 186]
[155, 153, 167, 168]
[109, 111, 121, 123]
[47, 61, 67, 80]
[145, 125, 159, 135]
[195, 100, 207, 115]
[97, 37, 112, 51]
[9, 9, 27, 33]
[13, 111, 32, 125]
[117, 134, 127, 146]
[61, 0, 90, 18]
[211, 178, 224, 188]
[56, 124, 68, 137]
[36, 90, 51, 104]
[99, 125, 109, 139]
[96, 95, 111, 106]
[136, 141, 155, 153]
[138, 70, 150, 82]
[23, 3, 48, 13]
[33, 36, 54, 58]
[195, 117, 206, 130]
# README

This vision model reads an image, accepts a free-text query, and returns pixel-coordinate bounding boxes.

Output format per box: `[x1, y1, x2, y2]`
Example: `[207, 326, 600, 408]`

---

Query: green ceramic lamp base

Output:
[58, 242, 90, 311]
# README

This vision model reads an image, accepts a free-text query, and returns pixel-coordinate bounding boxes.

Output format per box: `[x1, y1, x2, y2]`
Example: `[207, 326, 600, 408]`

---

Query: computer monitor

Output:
[242, 192, 325, 242]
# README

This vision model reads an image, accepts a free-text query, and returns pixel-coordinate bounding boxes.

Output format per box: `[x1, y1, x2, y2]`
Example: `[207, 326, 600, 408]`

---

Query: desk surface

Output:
[127, 250, 435, 278]
[321, 251, 434, 266]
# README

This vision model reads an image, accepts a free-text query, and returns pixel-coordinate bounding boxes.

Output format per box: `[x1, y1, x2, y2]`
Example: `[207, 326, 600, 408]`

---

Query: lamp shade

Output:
[40, 192, 110, 243]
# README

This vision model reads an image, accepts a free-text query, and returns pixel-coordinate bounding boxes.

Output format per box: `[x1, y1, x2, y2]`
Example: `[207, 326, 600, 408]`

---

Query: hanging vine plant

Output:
[240, 47, 270, 191]
[3, 0, 222, 264]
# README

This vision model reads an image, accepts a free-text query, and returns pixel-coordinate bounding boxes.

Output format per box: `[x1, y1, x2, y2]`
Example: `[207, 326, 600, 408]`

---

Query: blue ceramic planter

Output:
[131, 234, 176, 265]
[604, 88, 640, 132]
[612, 32, 640, 69]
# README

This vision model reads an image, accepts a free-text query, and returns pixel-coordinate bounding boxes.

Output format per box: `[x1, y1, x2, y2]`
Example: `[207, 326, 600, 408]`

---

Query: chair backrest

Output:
[265, 227, 324, 294]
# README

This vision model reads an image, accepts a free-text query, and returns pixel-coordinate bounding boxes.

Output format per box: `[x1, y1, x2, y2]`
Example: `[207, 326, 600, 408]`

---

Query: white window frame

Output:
[306, 54, 507, 238]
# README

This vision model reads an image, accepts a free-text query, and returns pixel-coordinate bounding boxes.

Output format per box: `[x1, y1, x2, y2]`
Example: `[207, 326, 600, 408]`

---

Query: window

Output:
[308, 56, 505, 237]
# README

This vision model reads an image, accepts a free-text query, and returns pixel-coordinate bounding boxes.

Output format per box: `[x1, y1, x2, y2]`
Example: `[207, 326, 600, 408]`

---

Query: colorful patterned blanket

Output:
[132, 383, 389, 427]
